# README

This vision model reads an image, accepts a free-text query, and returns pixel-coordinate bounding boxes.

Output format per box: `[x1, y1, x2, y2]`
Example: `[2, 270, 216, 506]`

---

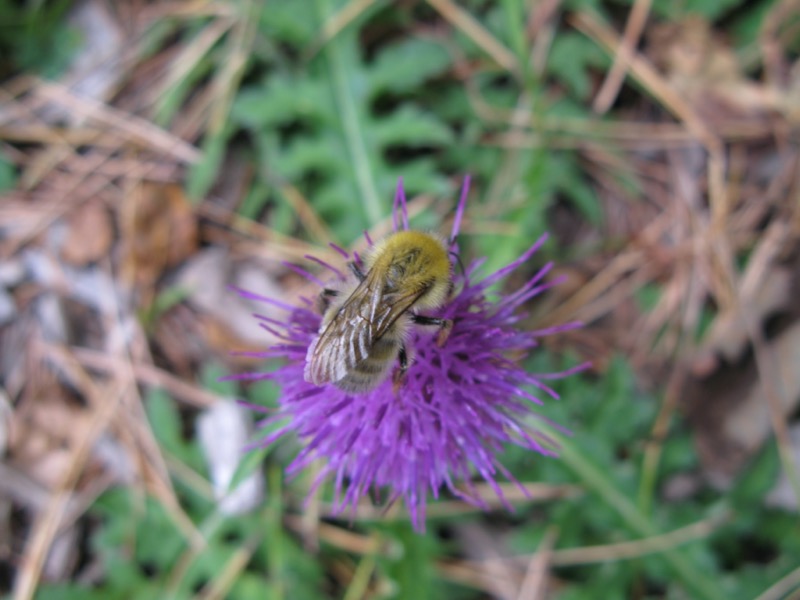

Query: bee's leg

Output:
[411, 315, 453, 346]
[348, 261, 366, 282]
[392, 344, 410, 392]
[318, 288, 340, 313]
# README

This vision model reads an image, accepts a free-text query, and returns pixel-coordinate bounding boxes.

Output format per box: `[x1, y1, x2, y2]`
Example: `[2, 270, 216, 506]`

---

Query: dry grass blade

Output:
[436, 560, 523, 598]
[12, 378, 124, 600]
[533, 511, 727, 566]
[570, 11, 722, 156]
[33, 78, 200, 162]
[427, 0, 519, 74]
[156, 17, 234, 105]
[198, 202, 324, 263]
[307, 0, 377, 58]
[281, 183, 335, 244]
[593, 0, 652, 114]
[572, 10, 731, 221]
[284, 517, 387, 556]
[206, 1, 259, 134]
[72, 347, 221, 408]
[724, 257, 800, 510]
[193, 531, 263, 600]
[754, 562, 800, 600]
[516, 526, 557, 600]
[437, 512, 725, 600]
[342, 534, 380, 600]
[319, 482, 582, 522]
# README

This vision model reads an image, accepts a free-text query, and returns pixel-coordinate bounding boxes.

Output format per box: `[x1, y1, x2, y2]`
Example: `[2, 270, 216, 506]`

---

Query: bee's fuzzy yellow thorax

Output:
[366, 230, 452, 310]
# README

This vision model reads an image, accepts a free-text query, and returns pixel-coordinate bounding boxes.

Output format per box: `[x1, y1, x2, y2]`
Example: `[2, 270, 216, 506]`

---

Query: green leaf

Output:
[372, 105, 454, 147]
[232, 75, 329, 129]
[201, 362, 236, 396]
[652, 0, 745, 20]
[368, 38, 451, 95]
[0, 155, 17, 191]
[258, 0, 318, 45]
[548, 33, 607, 99]
[380, 524, 439, 600]
[186, 125, 230, 200]
[227, 445, 270, 494]
[730, 442, 780, 507]
[144, 388, 184, 455]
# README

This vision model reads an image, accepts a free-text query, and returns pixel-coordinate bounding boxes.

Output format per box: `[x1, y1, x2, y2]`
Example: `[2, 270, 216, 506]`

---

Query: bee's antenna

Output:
[449, 249, 466, 276]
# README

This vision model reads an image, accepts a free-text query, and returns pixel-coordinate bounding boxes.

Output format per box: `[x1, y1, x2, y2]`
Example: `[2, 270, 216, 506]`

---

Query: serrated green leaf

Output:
[276, 134, 343, 179]
[548, 33, 606, 99]
[368, 38, 450, 95]
[258, 0, 321, 45]
[372, 105, 454, 146]
[232, 75, 329, 128]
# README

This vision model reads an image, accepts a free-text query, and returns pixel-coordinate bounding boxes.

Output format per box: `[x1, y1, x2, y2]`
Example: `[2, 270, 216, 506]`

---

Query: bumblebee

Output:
[304, 230, 453, 392]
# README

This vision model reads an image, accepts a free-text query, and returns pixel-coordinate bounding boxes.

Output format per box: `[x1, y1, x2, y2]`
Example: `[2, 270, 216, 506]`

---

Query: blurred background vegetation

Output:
[1, 0, 799, 598]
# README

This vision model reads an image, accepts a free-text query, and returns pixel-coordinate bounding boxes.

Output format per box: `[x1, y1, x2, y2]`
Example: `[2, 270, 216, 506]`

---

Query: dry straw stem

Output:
[142, 1, 236, 20]
[569, 10, 729, 229]
[207, 1, 259, 134]
[72, 347, 221, 408]
[527, 0, 562, 74]
[317, 482, 581, 523]
[194, 531, 263, 600]
[516, 526, 558, 600]
[427, 0, 520, 75]
[539, 239, 660, 330]
[638, 361, 689, 514]
[593, 0, 652, 114]
[266, 509, 723, 597]
[153, 16, 234, 109]
[12, 374, 124, 600]
[432, 511, 729, 598]
[280, 183, 335, 245]
[306, 0, 377, 59]
[434, 509, 729, 598]
[482, 117, 775, 149]
[437, 560, 523, 598]
[754, 562, 800, 600]
[569, 11, 721, 155]
[41, 346, 207, 555]
[713, 231, 800, 510]
[198, 202, 324, 263]
[0, 463, 110, 533]
[284, 516, 388, 557]
[342, 534, 380, 600]
[163, 506, 240, 598]
[33, 78, 200, 163]
[458, 523, 520, 600]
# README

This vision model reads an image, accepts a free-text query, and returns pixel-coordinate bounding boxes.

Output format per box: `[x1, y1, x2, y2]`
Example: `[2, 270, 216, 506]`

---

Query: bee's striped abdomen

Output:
[336, 336, 398, 392]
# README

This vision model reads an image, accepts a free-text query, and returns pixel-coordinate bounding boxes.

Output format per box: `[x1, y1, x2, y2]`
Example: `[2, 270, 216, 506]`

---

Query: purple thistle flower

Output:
[231, 176, 586, 531]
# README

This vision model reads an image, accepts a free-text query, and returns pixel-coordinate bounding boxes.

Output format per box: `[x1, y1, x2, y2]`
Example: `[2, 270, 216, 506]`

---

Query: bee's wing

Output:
[304, 271, 429, 386]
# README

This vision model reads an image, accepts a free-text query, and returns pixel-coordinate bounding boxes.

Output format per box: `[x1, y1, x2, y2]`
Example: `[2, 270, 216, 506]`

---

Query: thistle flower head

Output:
[232, 177, 585, 531]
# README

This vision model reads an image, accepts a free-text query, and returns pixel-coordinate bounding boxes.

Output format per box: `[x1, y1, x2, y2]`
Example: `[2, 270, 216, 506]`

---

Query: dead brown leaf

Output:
[119, 182, 198, 297]
[60, 199, 114, 266]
